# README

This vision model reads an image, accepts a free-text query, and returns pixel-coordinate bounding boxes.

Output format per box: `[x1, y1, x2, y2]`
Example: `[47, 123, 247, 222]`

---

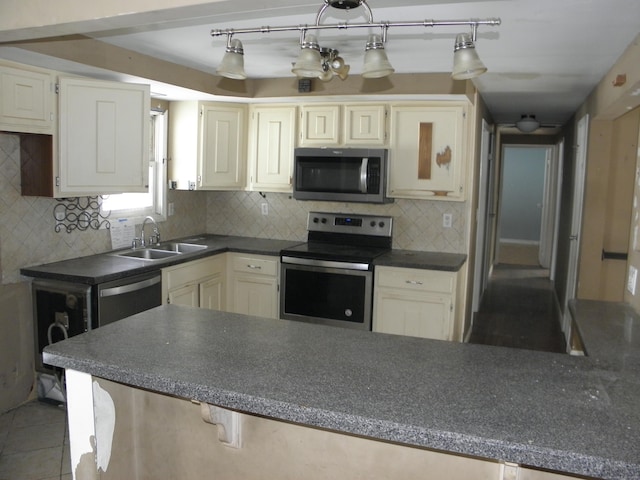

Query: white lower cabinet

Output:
[227, 253, 279, 319]
[162, 255, 226, 310]
[373, 266, 458, 341]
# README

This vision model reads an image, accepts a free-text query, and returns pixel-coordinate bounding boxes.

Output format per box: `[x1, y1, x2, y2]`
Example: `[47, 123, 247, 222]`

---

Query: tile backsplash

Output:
[206, 191, 467, 253]
[1, 132, 467, 285]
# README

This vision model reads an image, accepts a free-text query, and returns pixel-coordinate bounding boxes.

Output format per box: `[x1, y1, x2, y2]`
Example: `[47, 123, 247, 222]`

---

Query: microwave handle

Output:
[360, 157, 368, 193]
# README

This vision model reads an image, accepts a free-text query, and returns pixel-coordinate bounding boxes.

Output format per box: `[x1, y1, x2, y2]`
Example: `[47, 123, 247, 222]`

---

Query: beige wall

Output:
[96, 377, 587, 480]
[574, 33, 640, 306]
[0, 282, 33, 412]
[578, 111, 639, 301]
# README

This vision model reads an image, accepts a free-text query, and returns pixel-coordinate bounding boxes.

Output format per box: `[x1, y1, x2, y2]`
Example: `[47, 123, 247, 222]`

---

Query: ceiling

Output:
[2, 0, 640, 128]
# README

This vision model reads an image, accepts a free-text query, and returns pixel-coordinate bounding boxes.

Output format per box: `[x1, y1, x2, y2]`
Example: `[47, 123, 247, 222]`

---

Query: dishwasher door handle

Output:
[99, 275, 161, 298]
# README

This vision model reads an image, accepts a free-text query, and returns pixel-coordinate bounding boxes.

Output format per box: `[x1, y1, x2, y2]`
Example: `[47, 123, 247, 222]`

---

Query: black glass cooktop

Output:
[281, 241, 389, 264]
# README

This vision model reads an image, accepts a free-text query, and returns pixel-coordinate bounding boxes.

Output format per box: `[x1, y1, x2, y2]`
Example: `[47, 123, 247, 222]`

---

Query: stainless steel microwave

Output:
[293, 147, 391, 204]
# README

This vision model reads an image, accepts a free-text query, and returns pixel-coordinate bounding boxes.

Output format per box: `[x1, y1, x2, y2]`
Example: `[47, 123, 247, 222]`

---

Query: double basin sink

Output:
[111, 242, 208, 261]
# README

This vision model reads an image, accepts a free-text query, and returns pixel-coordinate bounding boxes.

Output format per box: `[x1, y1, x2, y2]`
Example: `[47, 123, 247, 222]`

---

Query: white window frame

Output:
[101, 110, 168, 222]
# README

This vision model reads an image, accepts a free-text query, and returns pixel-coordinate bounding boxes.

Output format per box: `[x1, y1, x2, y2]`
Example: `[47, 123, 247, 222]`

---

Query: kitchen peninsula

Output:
[43, 304, 640, 480]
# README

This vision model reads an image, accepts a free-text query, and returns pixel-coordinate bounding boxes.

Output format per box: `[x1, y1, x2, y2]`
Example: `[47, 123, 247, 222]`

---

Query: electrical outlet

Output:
[261, 203, 269, 216]
[443, 213, 452, 228]
[627, 266, 637, 295]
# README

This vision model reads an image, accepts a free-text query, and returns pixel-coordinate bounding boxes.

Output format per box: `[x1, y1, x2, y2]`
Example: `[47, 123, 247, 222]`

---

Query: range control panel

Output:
[307, 212, 393, 238]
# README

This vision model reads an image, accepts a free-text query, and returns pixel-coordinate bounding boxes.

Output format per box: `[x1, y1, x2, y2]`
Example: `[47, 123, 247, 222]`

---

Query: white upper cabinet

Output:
[58, 76, 150, 195]
[299, 104, 340, 146]
[388, 102, 468, 201]
[248, 105, 296, 193]
[343, 104, 387, 145]
[200, 103, 246, 190]
[169, 101, 246, 190]
[299, 103, 386, 147]
[0, 63, 54, 134]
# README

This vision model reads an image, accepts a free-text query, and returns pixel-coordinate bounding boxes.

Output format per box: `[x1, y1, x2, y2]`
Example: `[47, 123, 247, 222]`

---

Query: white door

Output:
[538, 146, 560, 269]
[563, 115, 589, 337]
[471, 120, 493, 314]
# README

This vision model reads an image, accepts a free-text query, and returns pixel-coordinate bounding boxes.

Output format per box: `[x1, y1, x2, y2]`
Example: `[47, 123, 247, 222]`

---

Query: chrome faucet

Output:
[140, 216, 161, 247]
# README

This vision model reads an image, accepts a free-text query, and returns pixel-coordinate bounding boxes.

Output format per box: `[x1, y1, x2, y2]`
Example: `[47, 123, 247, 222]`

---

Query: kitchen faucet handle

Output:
[148, 232, 160, 245]
[132, 237, 142, 249]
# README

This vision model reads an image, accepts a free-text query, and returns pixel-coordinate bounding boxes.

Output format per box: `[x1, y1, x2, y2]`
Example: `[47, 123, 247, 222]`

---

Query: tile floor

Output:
[0, 400, 71, 480]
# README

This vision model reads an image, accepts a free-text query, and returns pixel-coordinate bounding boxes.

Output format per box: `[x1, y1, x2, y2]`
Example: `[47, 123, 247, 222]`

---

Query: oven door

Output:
[280, 259, 373, 330]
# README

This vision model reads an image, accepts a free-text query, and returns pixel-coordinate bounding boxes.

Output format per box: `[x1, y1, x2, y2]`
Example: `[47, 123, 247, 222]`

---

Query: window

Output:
[101, 110, 167, 220]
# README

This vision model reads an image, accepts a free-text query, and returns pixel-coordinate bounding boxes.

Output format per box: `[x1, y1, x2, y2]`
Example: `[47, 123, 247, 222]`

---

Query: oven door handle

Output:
[360, 157, 368, 193]
[281, 256, 371, 271]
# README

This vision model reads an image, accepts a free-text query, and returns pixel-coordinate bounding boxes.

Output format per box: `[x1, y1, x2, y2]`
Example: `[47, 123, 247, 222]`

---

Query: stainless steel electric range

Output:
[280, 211, 393, 330]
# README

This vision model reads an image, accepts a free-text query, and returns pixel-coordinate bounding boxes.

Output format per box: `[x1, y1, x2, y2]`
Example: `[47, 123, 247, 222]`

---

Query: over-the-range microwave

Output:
[293, 147, 392, 204]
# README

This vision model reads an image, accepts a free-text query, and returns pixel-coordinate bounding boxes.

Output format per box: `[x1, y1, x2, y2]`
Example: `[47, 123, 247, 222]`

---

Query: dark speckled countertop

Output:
[570, 299, 640, 374]
[20, 234, 466, 284]
[20, 234, 304, 285]
[43, 305, 640, 480]
[374, 249, 466, 271]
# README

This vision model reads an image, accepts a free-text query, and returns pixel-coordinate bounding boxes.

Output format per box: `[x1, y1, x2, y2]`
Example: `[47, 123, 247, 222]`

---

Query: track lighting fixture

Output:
[362, 33, 394, 79]
[211, 0, 500, 81]
[291, 33, 324, 78]
[216, 35, 247, 80]
[451, 27, 487, 80]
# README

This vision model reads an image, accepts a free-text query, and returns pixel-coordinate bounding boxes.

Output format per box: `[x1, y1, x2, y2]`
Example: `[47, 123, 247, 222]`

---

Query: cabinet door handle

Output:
[405, 280, 423, 285]
[247, 264, 262, 270]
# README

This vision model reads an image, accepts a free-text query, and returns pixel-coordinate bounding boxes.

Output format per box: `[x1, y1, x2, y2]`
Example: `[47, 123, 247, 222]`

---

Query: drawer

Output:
[375, 266, 455, 294]
[163, 255, 225, 290]
[231, 255, 277, 276]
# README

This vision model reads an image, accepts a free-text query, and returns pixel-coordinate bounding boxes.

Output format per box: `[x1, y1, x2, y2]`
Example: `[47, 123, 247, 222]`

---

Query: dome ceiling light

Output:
[212, 0, 500, 81]
[515, 115, 541, 133]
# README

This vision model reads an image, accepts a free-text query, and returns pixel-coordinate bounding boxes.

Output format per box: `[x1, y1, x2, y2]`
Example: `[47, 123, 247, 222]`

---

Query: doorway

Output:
[496, 145, 556, 269]
[469, 140, 565, 353]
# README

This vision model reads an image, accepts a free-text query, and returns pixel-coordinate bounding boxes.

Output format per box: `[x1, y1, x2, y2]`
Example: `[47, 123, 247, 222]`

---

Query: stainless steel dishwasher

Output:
[34, 271, 162, 372]
[96, 271, 162, 327]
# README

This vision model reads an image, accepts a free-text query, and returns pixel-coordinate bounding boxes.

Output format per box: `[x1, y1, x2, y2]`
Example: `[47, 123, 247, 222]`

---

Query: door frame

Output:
[538, 144, 561, 269]
[549, 139, 565, 281]
[562, 114, 589, 337]
[471, 119, 493, 315]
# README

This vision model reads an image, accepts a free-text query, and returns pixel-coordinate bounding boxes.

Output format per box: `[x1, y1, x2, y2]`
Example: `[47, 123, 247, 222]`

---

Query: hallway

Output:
[468, 264, 567, 353]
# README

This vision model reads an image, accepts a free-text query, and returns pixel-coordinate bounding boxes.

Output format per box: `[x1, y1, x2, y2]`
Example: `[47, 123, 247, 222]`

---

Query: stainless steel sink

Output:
[153, 242, 208, 253]
[115, 249, 181, 260]
[110, 241, 208, 261]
